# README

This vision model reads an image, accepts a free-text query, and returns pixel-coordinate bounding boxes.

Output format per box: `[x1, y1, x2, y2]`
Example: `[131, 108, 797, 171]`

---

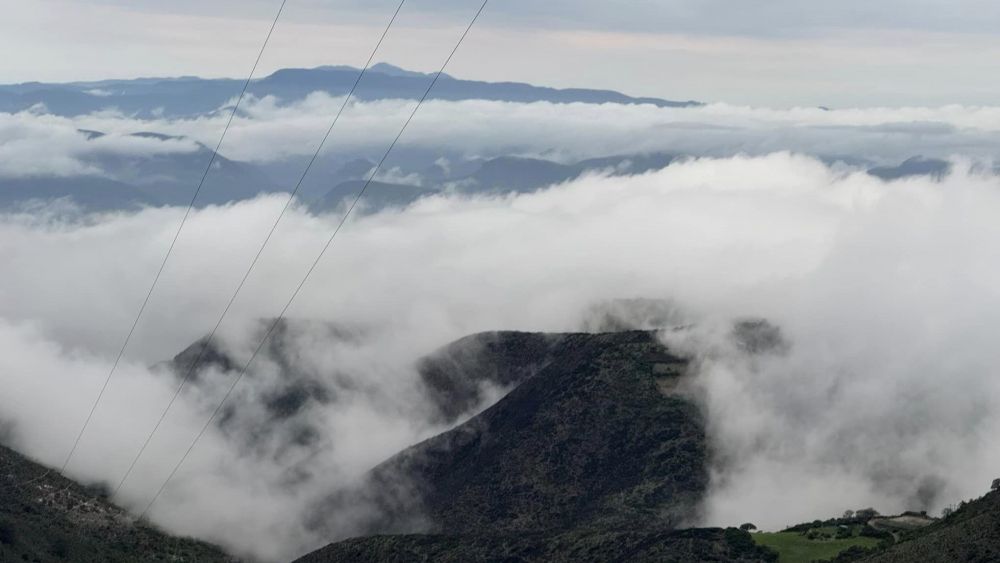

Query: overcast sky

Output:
[4, 0, 1000, 107]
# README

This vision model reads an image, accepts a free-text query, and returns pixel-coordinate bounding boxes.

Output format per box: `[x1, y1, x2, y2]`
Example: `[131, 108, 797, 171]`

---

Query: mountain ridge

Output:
[297, 331, 721, 561]
[0, 63, 701, 118]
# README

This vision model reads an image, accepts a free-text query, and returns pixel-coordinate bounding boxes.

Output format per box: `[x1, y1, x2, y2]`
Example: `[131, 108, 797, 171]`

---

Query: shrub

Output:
[855, 508, 880, 520]
[723, 527, 756, 551]
[859, 525, 893, 541]
[49, 535, 71, 559]
[0, 519, 16, 545]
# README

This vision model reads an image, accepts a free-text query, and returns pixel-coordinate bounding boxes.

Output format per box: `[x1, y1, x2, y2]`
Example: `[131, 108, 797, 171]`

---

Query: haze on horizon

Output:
[6, 0, 1000, 107]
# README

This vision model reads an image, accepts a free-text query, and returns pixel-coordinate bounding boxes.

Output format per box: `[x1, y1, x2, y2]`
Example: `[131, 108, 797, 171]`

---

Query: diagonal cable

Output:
[138, 0, 490, 518]
[58, 0, 288, 476]
[112, 0, 408, 497]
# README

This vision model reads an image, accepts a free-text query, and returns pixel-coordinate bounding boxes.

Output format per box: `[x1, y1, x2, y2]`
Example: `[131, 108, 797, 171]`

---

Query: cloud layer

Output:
[6, 98, 1000, 187]
[0, 111, 198, 178]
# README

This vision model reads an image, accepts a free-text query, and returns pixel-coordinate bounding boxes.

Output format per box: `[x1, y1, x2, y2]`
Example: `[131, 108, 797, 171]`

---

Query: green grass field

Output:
[753, 531, 880, 563]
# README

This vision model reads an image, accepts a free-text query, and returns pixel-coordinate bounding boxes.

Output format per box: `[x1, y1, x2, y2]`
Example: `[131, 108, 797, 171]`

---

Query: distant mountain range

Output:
[0, 63, 962, 213]
[0, 63, 702, 211]
[0, 146, 954, 214]
[0, 131, 278, 210]
[311, 153, 681, 212]
[0, 63, 701, 119]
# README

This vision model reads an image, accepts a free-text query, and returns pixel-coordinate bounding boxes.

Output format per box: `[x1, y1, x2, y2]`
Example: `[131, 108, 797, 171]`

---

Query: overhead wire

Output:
[39, 0, 291, 482]
[111, 0, 409, 498]
[136, 0, 490, 518]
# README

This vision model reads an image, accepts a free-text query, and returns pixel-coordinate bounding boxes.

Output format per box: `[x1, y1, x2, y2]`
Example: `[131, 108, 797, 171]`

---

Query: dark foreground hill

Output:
[297, 527, 773, 563]
[296, 331, 776, 562]
[0, 445, 234, 562]
[350, 331, 707, 534]
[15, 323, 998, 562]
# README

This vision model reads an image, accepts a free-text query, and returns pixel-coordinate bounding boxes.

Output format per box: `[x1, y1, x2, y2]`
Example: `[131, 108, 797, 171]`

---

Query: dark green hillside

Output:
[301, 331, 730, 561]
[851, 489, 1000, 563]
[381, 331, 706, 534]
[0, 445, 235, 563]
[296, 527, 775, 563]
[417, 331, 578, 423]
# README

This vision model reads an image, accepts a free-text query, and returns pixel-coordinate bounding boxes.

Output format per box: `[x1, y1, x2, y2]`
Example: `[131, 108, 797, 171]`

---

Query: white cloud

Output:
[0, 112, 199, 179]
[374, 166, 424, 186]
[8, 97, 998, 174]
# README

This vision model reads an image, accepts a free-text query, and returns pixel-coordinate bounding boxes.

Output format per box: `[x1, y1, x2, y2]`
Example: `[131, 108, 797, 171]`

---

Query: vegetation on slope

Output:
[296, 526, 775, 563]
[311, 331, 707, 537]
[0, 445, 235, 563]
[298, 331, 781, 562]
[753, 530, 880, 563]
[851, 489, 1000, 563]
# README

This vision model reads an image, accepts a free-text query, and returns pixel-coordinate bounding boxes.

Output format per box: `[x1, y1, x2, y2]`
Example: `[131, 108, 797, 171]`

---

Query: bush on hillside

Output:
[0, 519, 15, 545]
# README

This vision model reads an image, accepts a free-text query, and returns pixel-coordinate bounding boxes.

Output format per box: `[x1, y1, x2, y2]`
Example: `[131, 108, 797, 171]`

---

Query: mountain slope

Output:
[0, 132, 277, 211]
[373, 331, 706, 534]
[416, 331, 571, 423]
[301, 331, 717, 561]
[867, 156, 951, 181]
[0, 175, 160, 210]
[459, 154, 679, 194]
[88, 134, 277, 207]
[311, 153, 682, 212]
[163, 326, 580, 450]
[0, 444, 235, 562]
[852, 489, 1000, 563]
[296, 527, 775, 563]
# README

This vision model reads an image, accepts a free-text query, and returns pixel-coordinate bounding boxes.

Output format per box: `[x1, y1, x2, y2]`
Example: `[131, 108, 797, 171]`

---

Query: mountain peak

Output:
[369, 62, 451, 80]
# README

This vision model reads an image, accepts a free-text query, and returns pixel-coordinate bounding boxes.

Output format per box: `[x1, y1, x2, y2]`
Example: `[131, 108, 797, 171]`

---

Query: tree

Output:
[941, 507, 954, 518]
[739, 522, 757, 532]
[855, 508, 880, 520]
[843, 510, 854, 520]
[991, 478, 1000, 491]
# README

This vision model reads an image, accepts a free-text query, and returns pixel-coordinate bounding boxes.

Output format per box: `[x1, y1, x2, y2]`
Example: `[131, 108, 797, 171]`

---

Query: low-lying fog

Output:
[4, 102, 1000, 559]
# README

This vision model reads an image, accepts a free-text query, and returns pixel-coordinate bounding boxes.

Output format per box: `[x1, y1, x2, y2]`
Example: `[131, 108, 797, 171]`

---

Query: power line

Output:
[137, 0, 490, 518]
[58, 1, 289, 476]
[111, 0, 408, 497]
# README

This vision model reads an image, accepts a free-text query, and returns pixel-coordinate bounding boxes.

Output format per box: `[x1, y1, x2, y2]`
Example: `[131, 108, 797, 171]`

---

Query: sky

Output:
[4, 0, 1000, 107]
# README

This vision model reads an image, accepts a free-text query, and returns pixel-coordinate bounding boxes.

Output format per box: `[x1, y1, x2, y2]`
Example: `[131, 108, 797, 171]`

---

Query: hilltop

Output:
[294, 331, 776, 562]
